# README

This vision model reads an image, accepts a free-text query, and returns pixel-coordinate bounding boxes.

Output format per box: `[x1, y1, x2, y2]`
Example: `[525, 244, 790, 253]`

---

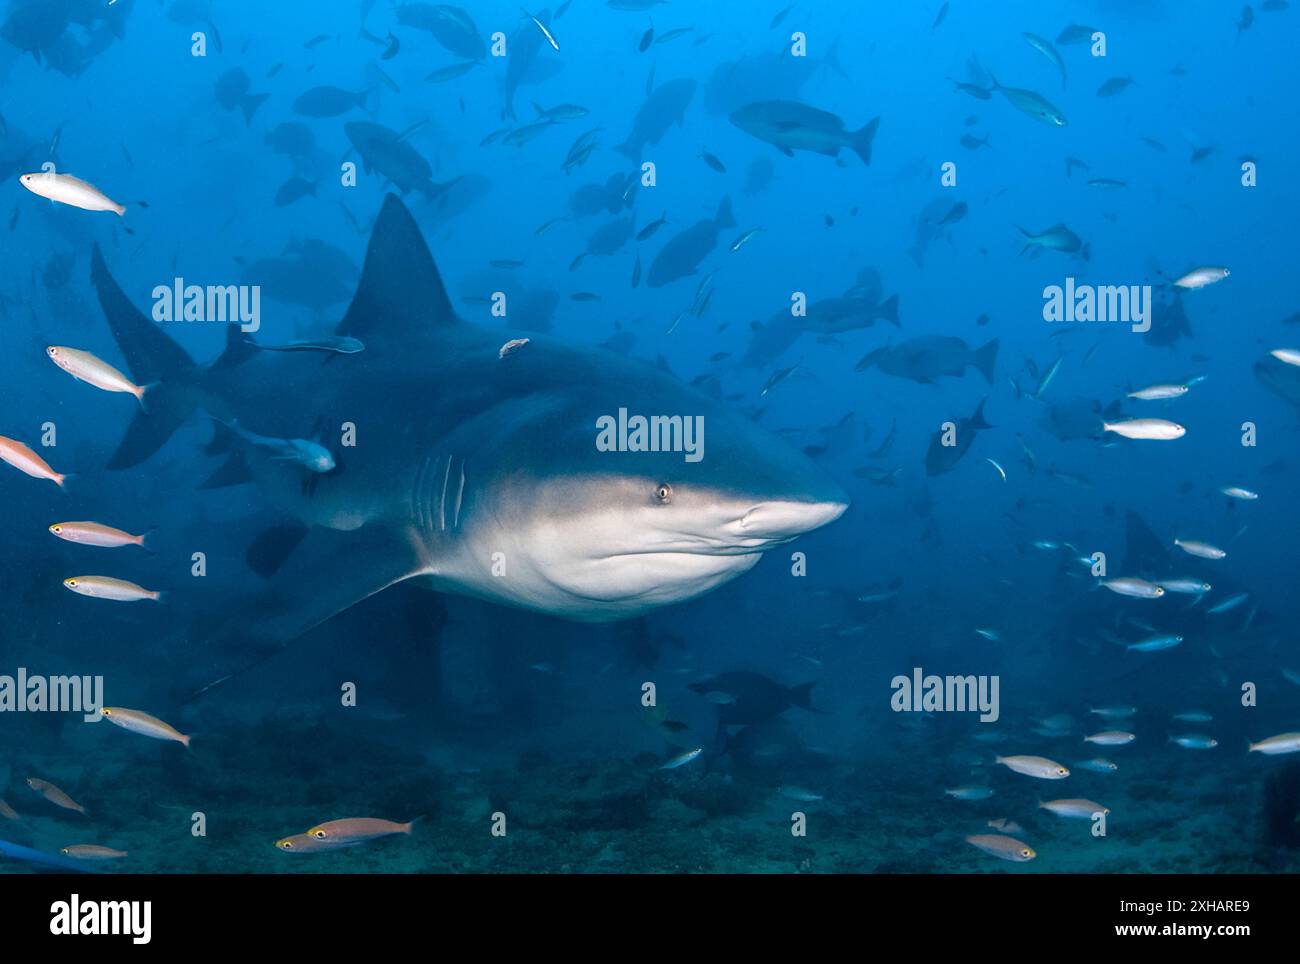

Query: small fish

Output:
[523, 8, 560, 51]
[986, 818, 1023, 833]
[636, 212, 668, 242]
[570, 292, 601, 302]
[1157, 578, 1211, 596]
[995, 755, 1069, 779]
[1056, 24, 1098, 45]
[498, 338, 530, 359]
[1083, 731, 1135, 746]
[1100, 577, 1165, 599]
[46, 346, 151, 409]
[1126, 634, 1183, 653]
[1249, 733, 1300, 755]
[931, 2, 949, 29]
[1269, 348, 1300, 367]
[965, 834, 1035, 862]
[659, 747, 703, 770]
[1127, 382, 1188, 400]
[729, 227, 763, 252]
[975, 628, 1000, 641]
[1169, 734, 1218, 750]
[60, 845, 127, 860]
[1074, 759, 1118, 773]
[1207, 592, 1249, 615]
[256, 336, 365, 355]
[638, 26, 654, 51]
[945, 786, 995, 800]
[102, 707, 190, 747]
[700, 150, 727, 173]
[1087, 178, 1127, 189]
[985, 458, 1006, 482]
[1172, 266, 1229, 289]
[275, 833, 359, 853]
[1174, 538, 1226, 560]
[64, 576, 164, 603]
[760, 359, 801, 397]
[26, 778, 87, 814]
[654, 27, 693, 44]
[0, 436, 70, 488]
[305, 818, 416, 842]
[19, 171, 125, 215]
[960, 133, 991, 150]
[948, 78, 992, 100]
[1096, 77, 1133, 97]
[1039, 798, 1109, 819]
[49, 521, 152, 550]
[779, 786, 824, 803]
[426, 61, 481, 83]
[704, 691, 735, 705]
[1090, 705, 1136, 719]
[221, 420, 334, 473]
[1173, 712, 1214, 723]
[1102, 418, 1185, 441]
[0, 798, 21, 820]
[534, 215, 567, 235]
[1022, 32, 1066, 86]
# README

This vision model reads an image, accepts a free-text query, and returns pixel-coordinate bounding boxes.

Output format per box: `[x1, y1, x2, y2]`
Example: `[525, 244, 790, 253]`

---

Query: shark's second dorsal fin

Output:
[337, 194, 457, 340]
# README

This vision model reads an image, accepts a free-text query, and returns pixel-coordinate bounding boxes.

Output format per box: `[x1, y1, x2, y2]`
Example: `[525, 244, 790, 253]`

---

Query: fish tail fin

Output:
[153, 590, 169, 604]
[974, 338, 999, 384]
[136, 381, 158, 414]
[240, 92, 269, 125]
[55, 472, 77, 495]
[91, 245, 200, 469]
[113, 203, 126, 216]
[878, 293, 900, 327]
[969, 398, 993, 430]
[715, 195, 736, 229]
[850, 116, 880, 166]
[138, 526, 159, 554]
[179, 732, 191, 748]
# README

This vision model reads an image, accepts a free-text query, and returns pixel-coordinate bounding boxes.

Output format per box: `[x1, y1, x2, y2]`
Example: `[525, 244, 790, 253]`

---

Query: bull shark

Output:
[89, 195, 848, 684]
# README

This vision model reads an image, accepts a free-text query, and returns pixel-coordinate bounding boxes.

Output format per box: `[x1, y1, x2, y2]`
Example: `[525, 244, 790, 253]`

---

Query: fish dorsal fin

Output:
[337, 194, 457, 340]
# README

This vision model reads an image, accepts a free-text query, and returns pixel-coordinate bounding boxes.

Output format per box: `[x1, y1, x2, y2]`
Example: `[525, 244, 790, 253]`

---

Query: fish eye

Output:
[655, 483, 673, 503]
[279, 840, 293, 849]
[1057, 768, 1068, 775]
[61, 848, 70, 855]
[51, 525, 61, 533]
[1154, 587, 1165, 596]
[1021, 849, 1032, 858]
[103, 708, 113, 717]
[66, 579, 77, 587]
[312, 830, 328, 839]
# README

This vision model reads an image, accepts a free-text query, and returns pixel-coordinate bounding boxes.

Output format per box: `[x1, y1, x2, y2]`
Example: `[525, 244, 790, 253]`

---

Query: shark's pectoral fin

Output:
[199, 451, 253, 489]
[187, 524, 427, 701]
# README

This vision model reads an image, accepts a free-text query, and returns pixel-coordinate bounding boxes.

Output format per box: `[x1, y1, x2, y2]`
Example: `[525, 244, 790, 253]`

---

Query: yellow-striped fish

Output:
[49, 521, 153, 550]
[63, 576, 165, 602]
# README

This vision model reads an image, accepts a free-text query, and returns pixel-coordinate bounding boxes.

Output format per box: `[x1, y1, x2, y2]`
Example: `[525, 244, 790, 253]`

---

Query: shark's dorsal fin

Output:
[337, 194, 458, 340]
[211, 324, 258, 370]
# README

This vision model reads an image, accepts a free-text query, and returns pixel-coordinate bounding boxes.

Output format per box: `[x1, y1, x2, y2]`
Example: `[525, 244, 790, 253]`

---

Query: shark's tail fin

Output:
[877, 293, 900, 328]
[90, 245, 199, 469]
[973, 338, 999, 384]
[851, 116, 880, 166]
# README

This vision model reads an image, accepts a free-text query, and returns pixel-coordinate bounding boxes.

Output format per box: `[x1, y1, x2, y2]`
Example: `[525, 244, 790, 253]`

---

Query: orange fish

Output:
[304, 817, 417, 843]
[26, 777, 87, 815]
[60, 845, 128, 860]
[274, 833, 360, 853]
[0, 436, 70, 488]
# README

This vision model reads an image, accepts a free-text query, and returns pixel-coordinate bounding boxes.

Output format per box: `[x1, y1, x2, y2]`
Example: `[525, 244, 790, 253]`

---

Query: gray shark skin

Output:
[1255, 355, 1300, 413]
[89, 195, 848, 678]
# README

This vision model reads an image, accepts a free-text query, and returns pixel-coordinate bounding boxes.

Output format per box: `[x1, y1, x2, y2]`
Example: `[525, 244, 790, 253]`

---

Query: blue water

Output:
[1, 0, 1299, 873]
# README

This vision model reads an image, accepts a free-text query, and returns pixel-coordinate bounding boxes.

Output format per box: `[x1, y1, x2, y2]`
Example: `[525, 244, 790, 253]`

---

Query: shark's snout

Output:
[737, 497, 849, 541]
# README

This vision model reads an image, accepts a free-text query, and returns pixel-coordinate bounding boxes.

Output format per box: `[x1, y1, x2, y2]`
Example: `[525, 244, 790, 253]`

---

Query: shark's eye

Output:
[655, 483, 673, 504]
